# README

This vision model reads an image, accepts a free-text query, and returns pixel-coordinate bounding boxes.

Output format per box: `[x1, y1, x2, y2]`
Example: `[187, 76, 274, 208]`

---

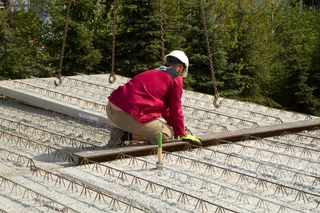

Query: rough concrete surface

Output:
[0, 74, 320, 213]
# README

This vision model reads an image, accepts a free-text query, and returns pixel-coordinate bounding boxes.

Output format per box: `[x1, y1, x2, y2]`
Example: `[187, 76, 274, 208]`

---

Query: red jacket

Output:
[108, 66, 187, 138]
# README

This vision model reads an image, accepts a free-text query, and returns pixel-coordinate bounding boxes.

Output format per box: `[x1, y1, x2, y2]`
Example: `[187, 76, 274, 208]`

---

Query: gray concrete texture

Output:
[0, 74, 320, 213]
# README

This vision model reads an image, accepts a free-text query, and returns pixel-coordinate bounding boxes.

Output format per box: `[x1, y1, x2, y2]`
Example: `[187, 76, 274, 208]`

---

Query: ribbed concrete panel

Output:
[0, 76, 116, 124]
[1, 74, 320, 213]
[0, 74, 317, 135]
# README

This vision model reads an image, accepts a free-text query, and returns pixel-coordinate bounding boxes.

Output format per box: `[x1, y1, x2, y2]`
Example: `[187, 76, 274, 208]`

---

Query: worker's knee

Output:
[148, 123, 173, 145]
[148, 133, 169, 144]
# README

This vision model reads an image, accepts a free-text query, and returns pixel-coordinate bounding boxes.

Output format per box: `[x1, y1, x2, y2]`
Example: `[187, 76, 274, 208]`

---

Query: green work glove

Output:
[180, 135, 202, 145]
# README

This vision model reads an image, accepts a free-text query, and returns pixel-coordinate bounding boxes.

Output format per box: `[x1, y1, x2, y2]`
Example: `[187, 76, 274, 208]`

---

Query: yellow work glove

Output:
[180, 135, 202, 145]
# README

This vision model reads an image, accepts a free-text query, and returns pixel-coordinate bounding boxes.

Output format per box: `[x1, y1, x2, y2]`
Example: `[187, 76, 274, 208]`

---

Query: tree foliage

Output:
[181, 0, 227, 92]
[1, 0, 320, 115]
[263, 1, 319, 114]
[0, 0, 49, 79]
[43, 0, 104, 76]
[115, 0, 163, 77]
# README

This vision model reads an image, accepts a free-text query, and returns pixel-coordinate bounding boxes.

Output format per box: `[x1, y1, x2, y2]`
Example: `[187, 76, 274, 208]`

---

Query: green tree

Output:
[0, 8, 19, 79]
[221, 0, 267, 104]
[44, 0, 104, 76]
[0, 0, 49, 79]
[160, 0, 188, 54]
[94, 0, 115, 74]
[181, 0, 227, 92]
[307, 10, 320, 115]
[115, 0, 163, 77]
[267, 3, 318, 114]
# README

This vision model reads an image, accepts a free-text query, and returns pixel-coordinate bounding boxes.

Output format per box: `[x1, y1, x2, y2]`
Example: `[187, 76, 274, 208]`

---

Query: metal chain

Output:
[55, 0, 73, 87]
[199, 0, 220, 108]
[109, 0, 117, 84]
[159, 0, 165, 62]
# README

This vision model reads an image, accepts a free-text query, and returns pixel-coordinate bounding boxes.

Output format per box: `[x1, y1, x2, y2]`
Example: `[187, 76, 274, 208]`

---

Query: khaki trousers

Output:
[106, 102, 173, 144]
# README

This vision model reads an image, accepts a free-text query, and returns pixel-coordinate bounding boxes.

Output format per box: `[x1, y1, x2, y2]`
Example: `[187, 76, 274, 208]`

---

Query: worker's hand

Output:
[180, 135, 202, 145]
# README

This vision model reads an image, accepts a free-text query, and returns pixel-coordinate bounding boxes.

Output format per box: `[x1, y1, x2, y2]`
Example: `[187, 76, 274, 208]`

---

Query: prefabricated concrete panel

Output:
[0, 85, 112, 124]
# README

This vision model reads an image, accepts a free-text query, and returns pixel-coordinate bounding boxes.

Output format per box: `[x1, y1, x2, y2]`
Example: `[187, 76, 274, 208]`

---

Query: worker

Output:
[106, 50, 202, 147]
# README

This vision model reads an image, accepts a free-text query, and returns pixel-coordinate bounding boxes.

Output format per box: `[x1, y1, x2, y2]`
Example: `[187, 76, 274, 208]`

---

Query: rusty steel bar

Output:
[0, 117, 101, 150]
[30, 166, 148, 213]
[0, 130, 76, 164]
[0, 176, 79, 213]
[78, 158, 237, 212]
[5, 80, 106, 112]
[0, 147, 36, 168]
[74, 119, 320, 163]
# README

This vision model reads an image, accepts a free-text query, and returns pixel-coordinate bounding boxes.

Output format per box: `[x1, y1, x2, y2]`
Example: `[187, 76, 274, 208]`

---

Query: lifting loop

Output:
[55, 0, 72, 87]
[199, 0, 220, 108]
[109, 0, 117, 84]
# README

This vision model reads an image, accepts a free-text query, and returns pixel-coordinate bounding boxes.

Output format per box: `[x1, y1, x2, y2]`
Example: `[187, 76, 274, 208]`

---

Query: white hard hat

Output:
[164, 50, 189, 77]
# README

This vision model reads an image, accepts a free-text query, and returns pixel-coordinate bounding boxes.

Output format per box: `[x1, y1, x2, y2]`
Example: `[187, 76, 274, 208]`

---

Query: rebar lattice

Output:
[0, 118, 101, 151]
[0, 107, 108, 143]
[0, 147, 36, 168]
[29, 166, 149, 213]
[79, 158, 238, 213]
[0, 130, 76, 164]
[78, 154, 310, 213]
[5, 80, 106, 113]
[209, 139, 320, 190]
[0, 176, 79, 213]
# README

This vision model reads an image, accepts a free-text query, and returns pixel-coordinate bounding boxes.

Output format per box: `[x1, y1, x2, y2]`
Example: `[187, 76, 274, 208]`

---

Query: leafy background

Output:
[0, 0, 320, 115]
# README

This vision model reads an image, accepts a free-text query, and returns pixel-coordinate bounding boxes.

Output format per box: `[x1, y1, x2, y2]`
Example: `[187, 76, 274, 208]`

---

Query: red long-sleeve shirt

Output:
[108, 67, 187, 138]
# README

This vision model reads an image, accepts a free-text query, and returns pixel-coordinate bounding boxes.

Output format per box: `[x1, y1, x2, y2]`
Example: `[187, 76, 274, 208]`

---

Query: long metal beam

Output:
[73, 119, 320, 164]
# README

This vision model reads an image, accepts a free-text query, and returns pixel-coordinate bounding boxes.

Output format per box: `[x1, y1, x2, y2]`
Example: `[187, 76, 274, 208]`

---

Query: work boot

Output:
[108, 127, 124, 148]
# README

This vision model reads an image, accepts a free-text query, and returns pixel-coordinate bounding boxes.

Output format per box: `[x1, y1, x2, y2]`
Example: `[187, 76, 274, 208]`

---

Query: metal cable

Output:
[199, 0, 220, 108]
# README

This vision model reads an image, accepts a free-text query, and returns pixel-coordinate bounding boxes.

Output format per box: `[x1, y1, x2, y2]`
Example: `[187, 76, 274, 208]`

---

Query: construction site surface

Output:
[1, 74, 320, 213]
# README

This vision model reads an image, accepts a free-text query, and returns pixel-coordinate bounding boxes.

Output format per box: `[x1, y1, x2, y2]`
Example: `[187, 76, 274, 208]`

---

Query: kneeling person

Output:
[106, 50, 202, 147]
